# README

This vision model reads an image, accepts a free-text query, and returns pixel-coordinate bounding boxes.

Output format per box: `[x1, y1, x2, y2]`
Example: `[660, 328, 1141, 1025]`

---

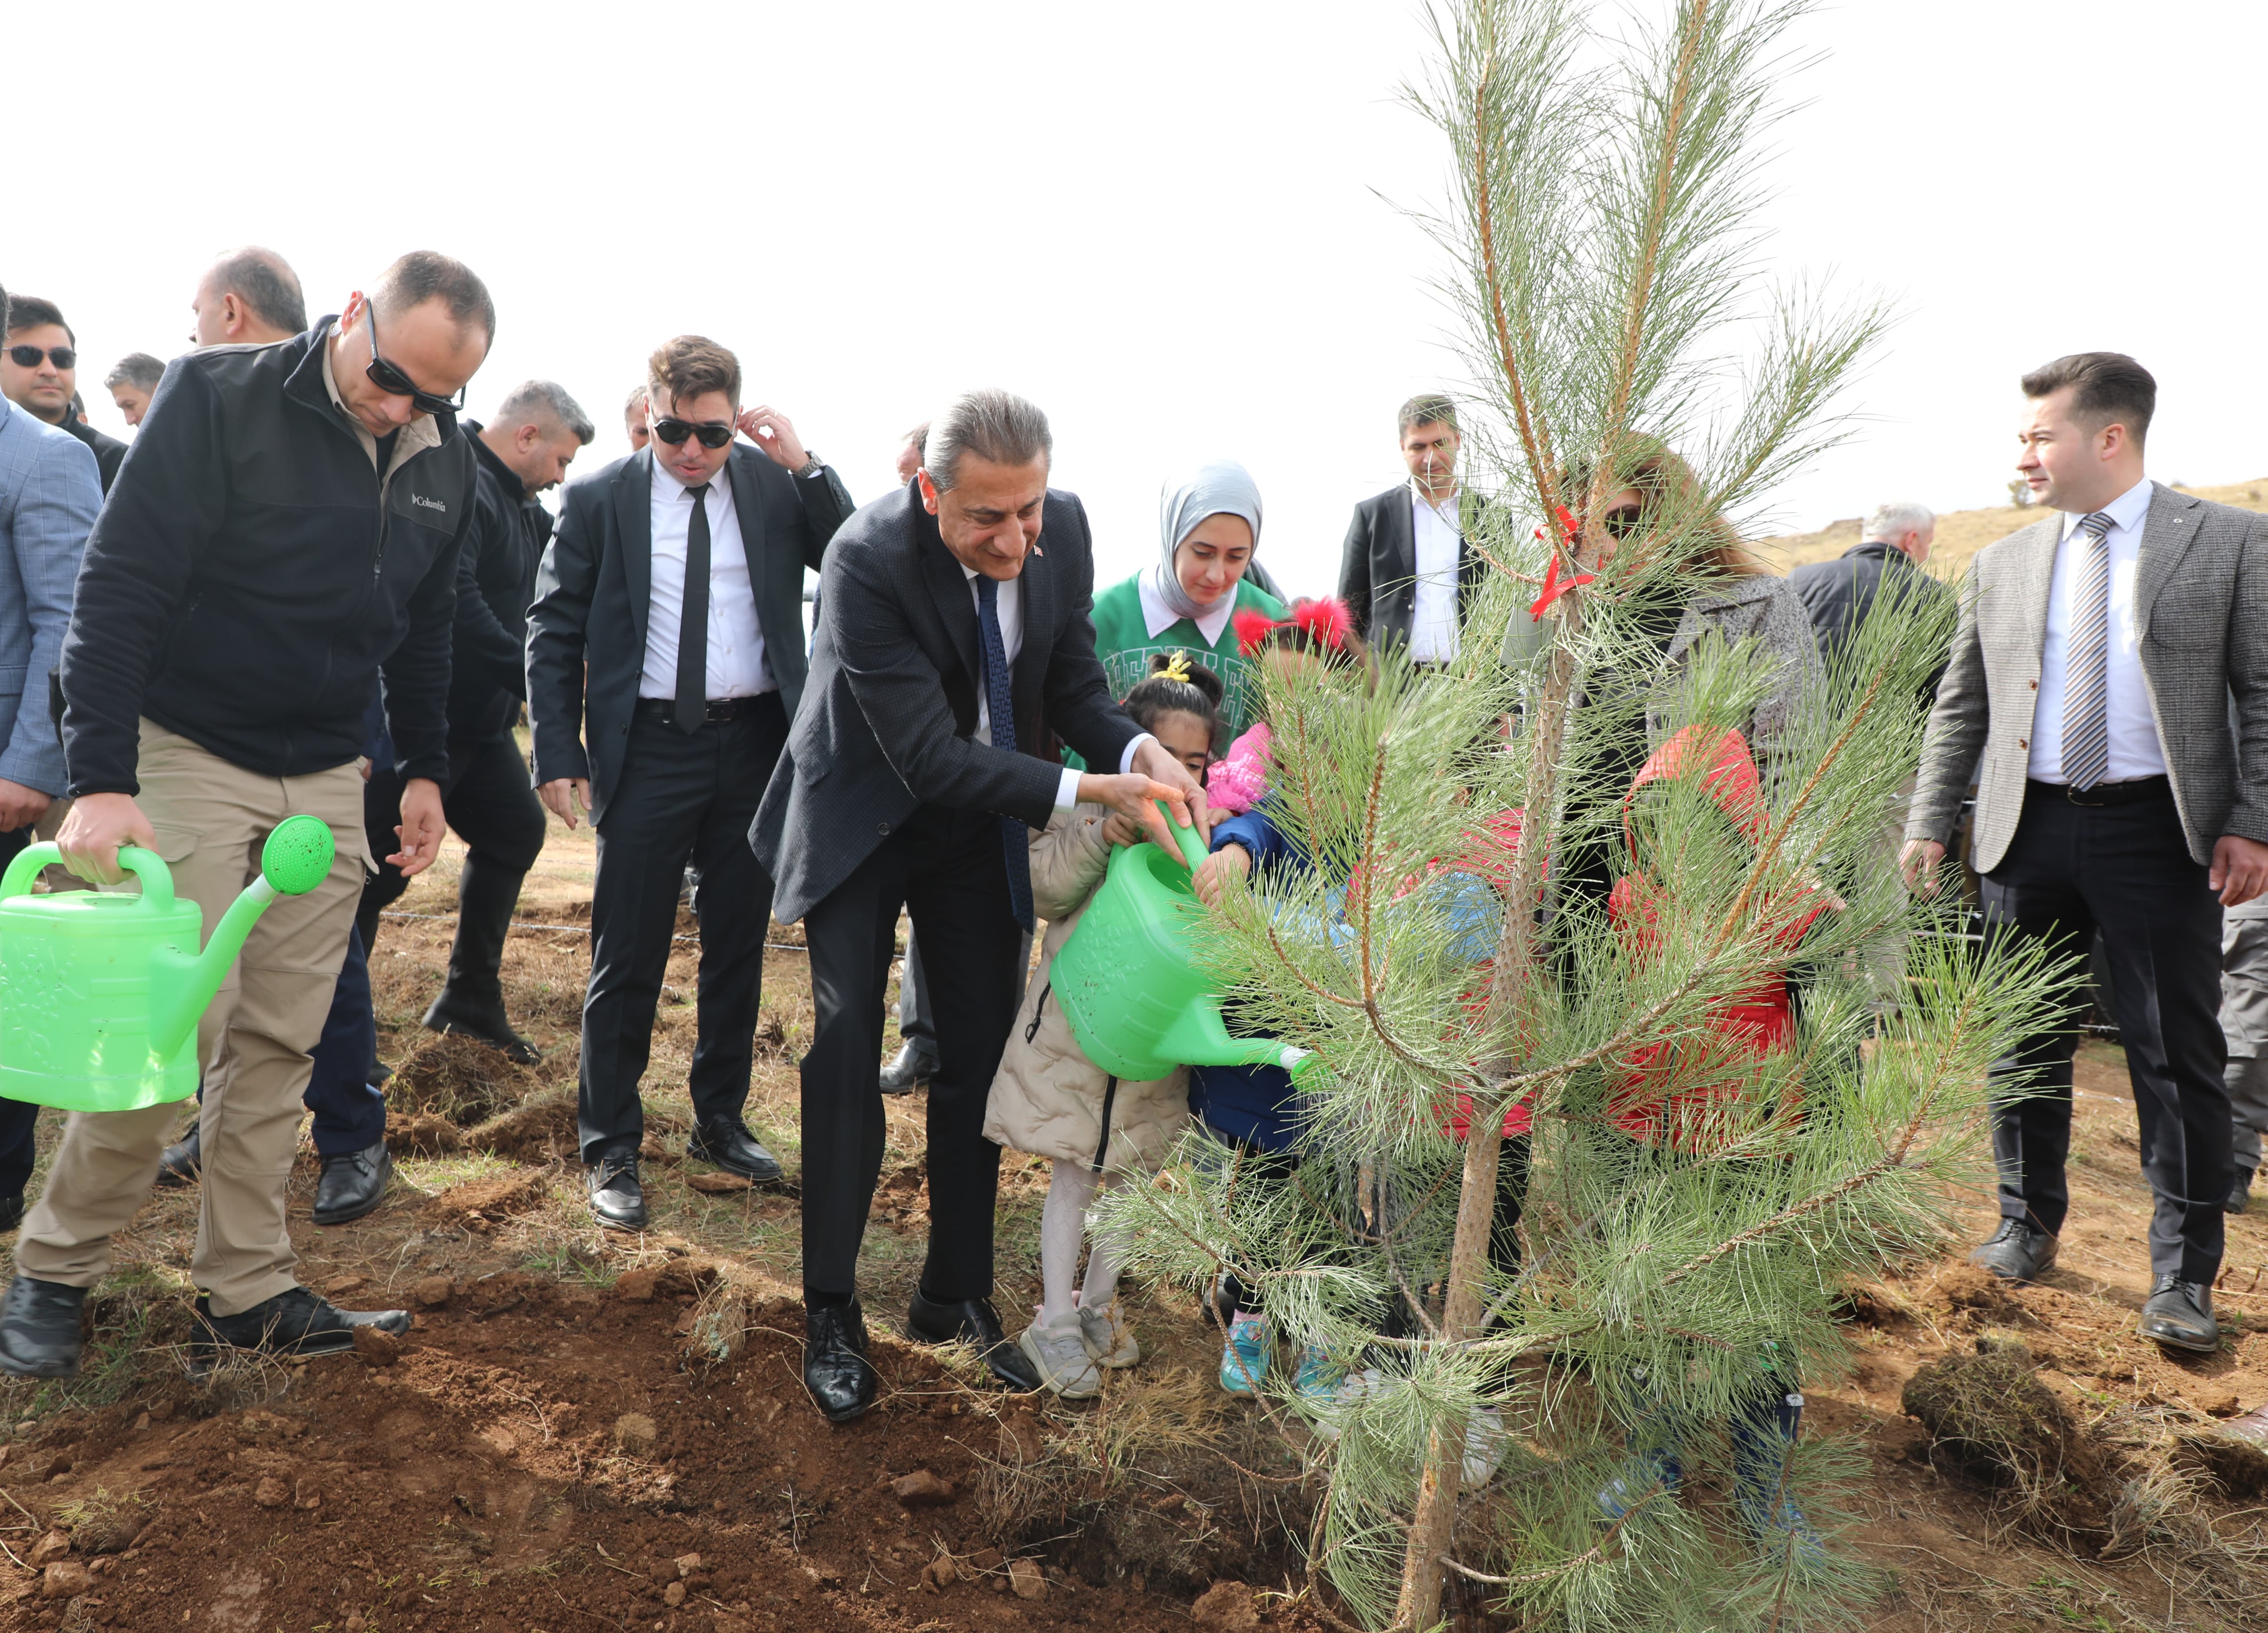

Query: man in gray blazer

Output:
[0, 279, 101, 1229]
[753, 388, 1207, 1423]
[1904, 352, 2268, 1354]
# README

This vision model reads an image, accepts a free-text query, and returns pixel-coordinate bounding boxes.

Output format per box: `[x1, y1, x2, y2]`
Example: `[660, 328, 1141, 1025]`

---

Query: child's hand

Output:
[1192, 843, 1252, 906]
[1100, 811, 1145, 849]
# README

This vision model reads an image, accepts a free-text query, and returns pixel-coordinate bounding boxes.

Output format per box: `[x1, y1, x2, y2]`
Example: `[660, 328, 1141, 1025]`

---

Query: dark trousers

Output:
[896, 931, 934, 1048]
[305, 925, 386, 1156]
[1981, 783, 2232, 1284]
[357, 734, 548, 996]
[579, 701, 787, 1163]
[799, 803, 1026, 1303]
[0, 826, 36, 1199]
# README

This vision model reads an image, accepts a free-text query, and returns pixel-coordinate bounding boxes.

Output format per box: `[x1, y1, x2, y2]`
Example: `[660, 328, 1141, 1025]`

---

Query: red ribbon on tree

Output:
[1529, 553, 1595, 621]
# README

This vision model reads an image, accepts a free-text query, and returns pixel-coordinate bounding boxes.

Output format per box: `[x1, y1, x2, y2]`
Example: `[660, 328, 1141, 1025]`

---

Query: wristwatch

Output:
[796, 453, 824, 478]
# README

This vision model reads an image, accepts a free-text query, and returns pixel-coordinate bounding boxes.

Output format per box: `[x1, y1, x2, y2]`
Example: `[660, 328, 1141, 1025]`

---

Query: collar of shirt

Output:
[1408, 478, 1460, 522]
[2057, 474, 2154, 543]
[320, 330, 440, 482]
[1135, 570, 1235, 645]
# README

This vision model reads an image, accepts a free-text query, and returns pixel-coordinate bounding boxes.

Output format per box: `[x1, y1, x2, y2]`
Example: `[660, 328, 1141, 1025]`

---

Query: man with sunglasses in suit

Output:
[526, 335, 851, 1231]
[0, 252, 493, 1379]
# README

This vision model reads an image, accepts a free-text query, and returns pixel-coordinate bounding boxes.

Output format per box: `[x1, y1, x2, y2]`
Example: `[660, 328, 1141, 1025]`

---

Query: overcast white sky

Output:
[15, 1, 2264, 596]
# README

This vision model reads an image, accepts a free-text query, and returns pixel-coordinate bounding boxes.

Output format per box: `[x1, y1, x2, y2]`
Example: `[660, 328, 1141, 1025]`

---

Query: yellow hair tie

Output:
[1159, 651, 1193, 685]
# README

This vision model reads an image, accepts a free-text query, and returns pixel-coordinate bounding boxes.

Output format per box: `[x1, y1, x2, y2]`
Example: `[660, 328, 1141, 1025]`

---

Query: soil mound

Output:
[387, 1033, 534, 1125]
[1904, 1338, 2112, 1540]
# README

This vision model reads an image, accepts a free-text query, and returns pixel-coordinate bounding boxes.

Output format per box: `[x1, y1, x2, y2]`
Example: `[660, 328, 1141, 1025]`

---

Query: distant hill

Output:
[1754, 478, 2268, 576]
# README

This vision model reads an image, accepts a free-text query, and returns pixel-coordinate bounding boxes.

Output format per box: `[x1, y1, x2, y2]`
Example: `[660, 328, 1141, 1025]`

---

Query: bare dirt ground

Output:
[0, 811, 2263, 1631]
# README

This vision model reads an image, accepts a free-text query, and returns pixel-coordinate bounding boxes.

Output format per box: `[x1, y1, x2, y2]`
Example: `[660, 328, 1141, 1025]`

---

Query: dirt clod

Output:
[41, 1560, 90, 1598]
[427, 1168, 551, 1228]
[411, 1276, 454, 1308]
[389, 1032, 533, 1125]
[893, 1469, 955, 1508]
[613, 1412, 659, 1456]
[353, 1324, 404, 1365]
[1010, 1556, 1046, 1599]
[28, 1531, 68, 1567]
[253, 1476, 290, 1509]
[1193, 1580, 1260, 1630]
[664, 1580, 687, 1606]
[1903, 1346, 2109, 1539]
[921, 1556, 957, 1591]
[687, 1171, 752, 1195]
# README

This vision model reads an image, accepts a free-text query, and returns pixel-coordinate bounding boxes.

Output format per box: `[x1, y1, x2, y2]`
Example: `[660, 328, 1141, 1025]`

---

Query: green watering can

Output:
[0, 815, 337, 1113]
[1052, 803, 1320, 1084]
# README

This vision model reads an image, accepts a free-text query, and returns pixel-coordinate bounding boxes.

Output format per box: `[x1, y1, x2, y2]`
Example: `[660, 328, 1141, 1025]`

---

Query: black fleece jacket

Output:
[448, 422, 551, 743]
[60, 319, 471, 795]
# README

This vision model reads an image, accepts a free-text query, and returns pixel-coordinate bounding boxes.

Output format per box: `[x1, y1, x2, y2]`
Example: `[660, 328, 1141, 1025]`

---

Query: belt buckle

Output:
[2066, 783, 2105, 807]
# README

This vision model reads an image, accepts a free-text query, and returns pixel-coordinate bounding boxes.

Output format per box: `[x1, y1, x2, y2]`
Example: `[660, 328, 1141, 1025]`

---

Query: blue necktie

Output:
[974, 576, 1035, 931]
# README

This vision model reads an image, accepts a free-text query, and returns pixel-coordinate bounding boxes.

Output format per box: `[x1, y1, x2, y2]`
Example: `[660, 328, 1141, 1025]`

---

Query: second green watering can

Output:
[1052, 803, 1320, 1084]
[0, 815, 338, 1113]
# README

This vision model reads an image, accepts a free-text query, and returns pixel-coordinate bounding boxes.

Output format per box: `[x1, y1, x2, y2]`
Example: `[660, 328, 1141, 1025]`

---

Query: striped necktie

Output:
[2059, 510, 2118, 791]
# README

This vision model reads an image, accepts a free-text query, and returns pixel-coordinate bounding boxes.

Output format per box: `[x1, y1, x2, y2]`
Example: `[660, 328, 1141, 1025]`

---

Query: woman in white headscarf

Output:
[1085, 461, 1287, 743]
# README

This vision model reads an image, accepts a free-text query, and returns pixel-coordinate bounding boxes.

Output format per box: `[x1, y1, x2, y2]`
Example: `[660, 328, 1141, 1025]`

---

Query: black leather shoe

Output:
[193, 1287, 412, 1363]
[687, 1118, 783, 1184]
[2230, 1168, 2254, 1215]
[422, 993, 539, 1066]
[0, 1196, 22, 1234]
[155, 1122, 202, 1189]
[312, 1140, 393, 1226]
[0, 1276, 86, 1378]
[1968, 1218, 2058, 1283]
[804, 1299, 879, 1423]
[906, 1289, 1042, 1392]
[587, 1152, 647, 1232]
[2139, 1276, 2219, 1353]
[879, 1039, 939, 1097]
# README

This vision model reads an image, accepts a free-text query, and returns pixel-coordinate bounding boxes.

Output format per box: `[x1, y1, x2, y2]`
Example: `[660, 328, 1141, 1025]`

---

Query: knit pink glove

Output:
[1207, 722, 1273, 815]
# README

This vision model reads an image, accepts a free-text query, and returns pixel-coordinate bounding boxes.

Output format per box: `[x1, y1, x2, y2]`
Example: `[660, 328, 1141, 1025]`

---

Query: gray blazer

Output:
[1907, 482, 2268, 874]
[0, 401, 99, 795]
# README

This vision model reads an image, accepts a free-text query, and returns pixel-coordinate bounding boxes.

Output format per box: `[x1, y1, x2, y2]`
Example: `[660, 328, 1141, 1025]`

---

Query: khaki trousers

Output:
[17, 721, 366, 1315]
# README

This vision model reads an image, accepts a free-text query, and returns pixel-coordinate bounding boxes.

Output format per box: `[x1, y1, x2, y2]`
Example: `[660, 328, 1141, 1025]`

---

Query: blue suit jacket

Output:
[0, 401, 99, 794]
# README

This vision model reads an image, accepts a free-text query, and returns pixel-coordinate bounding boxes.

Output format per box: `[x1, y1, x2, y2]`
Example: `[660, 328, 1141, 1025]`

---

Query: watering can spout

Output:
[147, 815, 337, 1058]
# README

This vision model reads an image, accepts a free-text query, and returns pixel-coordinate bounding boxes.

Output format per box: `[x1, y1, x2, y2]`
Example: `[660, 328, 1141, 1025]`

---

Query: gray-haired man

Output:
[361, 380, 595, 1063]
[190, 247, 307, 348]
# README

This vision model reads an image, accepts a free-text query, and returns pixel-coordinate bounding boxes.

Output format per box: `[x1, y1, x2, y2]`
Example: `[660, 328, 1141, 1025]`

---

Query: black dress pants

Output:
[1981, 782, 2232, 1284]
[579, 701, 787, 1163]
[798, 803, 1026, 1303]
[0, 825, 36, 1200]
[356, 734, 548, 987]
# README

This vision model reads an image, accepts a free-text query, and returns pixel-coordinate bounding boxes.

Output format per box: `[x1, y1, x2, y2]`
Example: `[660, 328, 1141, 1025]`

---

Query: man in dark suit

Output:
[754, 388, 1208, 1421]
[526, 335, 851, 1231]
[1906, 353, 2268, 1354]
[1338, 393, 1491, 659]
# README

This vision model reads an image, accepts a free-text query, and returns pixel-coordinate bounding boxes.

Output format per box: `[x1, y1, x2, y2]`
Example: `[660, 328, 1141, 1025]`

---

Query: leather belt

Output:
[2026, 774, 2171, 808]
[634, 694, 774, 724]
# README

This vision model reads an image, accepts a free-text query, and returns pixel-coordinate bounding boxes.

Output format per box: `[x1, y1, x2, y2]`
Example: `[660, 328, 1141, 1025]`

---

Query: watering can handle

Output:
[0, 842, 171, 907]
[1155, 799, 1209, 873]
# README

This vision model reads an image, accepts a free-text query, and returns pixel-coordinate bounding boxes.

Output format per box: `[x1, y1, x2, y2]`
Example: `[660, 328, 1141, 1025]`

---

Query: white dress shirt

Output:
[960, 563, 1151, 810]
[1409, 483, 1463, 663]
[2028, 475, 2163, 783]
[640, 460, 772, 700]
[1136, 571, 1236, 645]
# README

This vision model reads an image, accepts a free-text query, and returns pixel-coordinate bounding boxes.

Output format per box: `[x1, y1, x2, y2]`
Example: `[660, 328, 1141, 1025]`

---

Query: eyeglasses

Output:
[362, 301, 466, 417]
[651, 417, 735, 450]
[6, 345, 74, 370]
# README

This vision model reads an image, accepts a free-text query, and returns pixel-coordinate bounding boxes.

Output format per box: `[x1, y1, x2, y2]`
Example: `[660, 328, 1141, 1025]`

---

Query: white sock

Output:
[1041, 1162, 1099, 1324]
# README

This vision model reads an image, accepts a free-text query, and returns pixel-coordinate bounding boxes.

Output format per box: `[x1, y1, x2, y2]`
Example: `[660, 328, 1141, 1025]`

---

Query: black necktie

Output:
[675, 483, 711, 734]
[974, 576, 1035, 931]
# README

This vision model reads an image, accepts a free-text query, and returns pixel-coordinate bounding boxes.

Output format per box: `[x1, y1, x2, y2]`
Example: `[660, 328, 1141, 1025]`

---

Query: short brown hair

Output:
[1398, 393, 1458, 438]
[372, 251, 493, 342]
[647, 335, 741, 410]
[2022, 351, 2156, 446]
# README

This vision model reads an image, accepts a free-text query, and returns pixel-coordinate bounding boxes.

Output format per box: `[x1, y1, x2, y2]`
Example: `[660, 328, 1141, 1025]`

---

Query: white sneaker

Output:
[1018, 1309, 1102, 1399]
[1076, 1299, 1140, 1369]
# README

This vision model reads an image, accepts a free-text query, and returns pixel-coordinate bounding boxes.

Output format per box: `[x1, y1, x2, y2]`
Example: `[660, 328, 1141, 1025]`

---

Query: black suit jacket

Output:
[753, 480, 1141, 924]
[524, 444, 852, 824]
[61, 415, 127, 494]
[1337, 483, 1492, 650]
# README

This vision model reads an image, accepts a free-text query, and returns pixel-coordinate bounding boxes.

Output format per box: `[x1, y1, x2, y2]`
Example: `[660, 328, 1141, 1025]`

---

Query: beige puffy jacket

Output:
[983, 805, 1192, 1171]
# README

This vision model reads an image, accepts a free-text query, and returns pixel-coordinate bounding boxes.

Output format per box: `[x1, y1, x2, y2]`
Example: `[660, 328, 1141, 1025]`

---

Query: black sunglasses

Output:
[362, 302, 466, 417]
[6, 345, 74, 370]
[651, 416, 735, 450]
